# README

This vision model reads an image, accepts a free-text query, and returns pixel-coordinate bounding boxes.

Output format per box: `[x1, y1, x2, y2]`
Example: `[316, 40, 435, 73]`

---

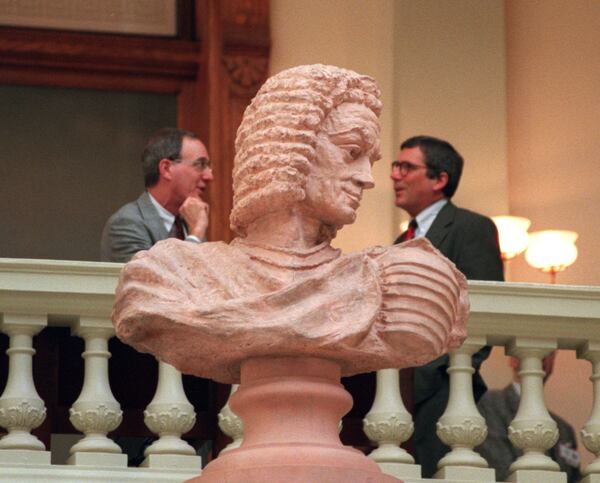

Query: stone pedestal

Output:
[189, 357, 401, 483]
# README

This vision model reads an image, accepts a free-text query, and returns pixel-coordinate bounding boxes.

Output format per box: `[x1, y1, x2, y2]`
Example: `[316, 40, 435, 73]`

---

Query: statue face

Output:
[302, 102, 381, 228]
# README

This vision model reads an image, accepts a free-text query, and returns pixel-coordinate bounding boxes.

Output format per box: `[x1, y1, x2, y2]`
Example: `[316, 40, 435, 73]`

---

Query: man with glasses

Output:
[101, 127, 213, 262]
[391, 135, 503, 477]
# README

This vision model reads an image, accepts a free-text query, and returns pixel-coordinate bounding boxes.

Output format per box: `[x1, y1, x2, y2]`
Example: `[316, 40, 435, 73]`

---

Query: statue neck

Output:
[243, 209, 335, 250]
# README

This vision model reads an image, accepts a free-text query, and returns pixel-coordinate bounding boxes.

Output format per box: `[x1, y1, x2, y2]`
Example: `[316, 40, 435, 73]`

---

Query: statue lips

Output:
[343, 188, 362, 209]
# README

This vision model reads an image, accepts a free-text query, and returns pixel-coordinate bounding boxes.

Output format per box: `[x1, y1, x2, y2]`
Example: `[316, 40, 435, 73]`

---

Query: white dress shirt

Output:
[413, 198, 448, 238]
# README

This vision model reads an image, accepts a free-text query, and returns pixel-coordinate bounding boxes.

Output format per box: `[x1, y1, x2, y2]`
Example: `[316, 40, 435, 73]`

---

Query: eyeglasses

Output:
[191, 157, 212, 171]
[391, 160, 428, 177]
[171, 157, 212, 172]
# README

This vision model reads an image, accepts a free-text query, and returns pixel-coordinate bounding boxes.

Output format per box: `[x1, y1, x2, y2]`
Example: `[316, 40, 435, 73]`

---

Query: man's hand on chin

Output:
[179, 195, 210, 240]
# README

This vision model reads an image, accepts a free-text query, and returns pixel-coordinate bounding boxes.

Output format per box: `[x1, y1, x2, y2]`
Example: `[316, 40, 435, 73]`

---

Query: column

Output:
[363, 368, 420, 479]
[141, 360, 201, 469]
[435, 336, 494, 481]
[578, 341, 600, 483]
[218, 384, 243, 452]
[506, 338, 562, 483]
[68, 318, 126, 467]
[0, 314, 50, 465]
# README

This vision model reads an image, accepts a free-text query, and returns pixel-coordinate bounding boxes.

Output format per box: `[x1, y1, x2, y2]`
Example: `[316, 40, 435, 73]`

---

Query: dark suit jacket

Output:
[100, 192, 169, 263]
[477, 385, 581, 483]
[395, 201, 504, 477]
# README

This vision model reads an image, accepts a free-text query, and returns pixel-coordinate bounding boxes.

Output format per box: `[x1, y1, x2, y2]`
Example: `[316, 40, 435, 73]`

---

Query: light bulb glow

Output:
[492, 216, 531, 260]
[524, 230, 578, 273]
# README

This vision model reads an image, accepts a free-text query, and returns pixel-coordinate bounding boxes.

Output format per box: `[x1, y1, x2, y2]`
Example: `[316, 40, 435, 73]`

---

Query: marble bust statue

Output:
[112, 64, 468, 384]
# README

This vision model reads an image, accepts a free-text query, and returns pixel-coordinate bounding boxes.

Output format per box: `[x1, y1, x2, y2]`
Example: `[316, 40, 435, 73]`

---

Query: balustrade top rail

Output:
[2, 258, 599, 340]
[0, 258, 121, 324]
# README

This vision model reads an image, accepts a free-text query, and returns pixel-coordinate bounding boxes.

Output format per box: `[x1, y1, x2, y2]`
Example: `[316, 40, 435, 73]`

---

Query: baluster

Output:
[435, 336, 494, 481]
[68, 318, 126, 467]
[0, 314, 50, 465]
[141, 360, 201, 469]
[363, 368, 420, 479]
[218, 384, 244, 452]
[506, 339, 562, 482]
[578, 341, 600, 482]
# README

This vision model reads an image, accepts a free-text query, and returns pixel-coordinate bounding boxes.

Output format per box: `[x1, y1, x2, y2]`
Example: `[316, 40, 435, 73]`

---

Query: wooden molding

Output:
[223, 54, 269, 96]
[0, 27, 199, 92]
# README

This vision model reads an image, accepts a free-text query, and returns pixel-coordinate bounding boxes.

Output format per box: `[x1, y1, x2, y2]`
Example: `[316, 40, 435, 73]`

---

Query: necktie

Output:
[403, 219, 418, 241]
[172, 216, 185, 240]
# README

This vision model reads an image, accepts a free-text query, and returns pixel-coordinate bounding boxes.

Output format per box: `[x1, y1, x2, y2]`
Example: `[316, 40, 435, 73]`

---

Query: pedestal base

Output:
[435, 465, 496, 481]
[0, 449, 51, 465]
[192, 463, 399, 483]
[507, 469, 567, 483]
[67, 451, 128, 467]
[581, 474, 600, 483]
[141, 453, 203, 470]
[378, 461, 422, 480]
[189, 357, 402, 483]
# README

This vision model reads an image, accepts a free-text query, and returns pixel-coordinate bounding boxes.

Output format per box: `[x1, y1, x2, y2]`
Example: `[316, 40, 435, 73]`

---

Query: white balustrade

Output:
[218, 383, 244, 452]
[68, 317, 126, 467]
[1, 260, 600, 482]
[435, 336, 495, 481]
[506, 338, 561, 482]
[363, 368, 419, 479]
[579, 341, 600, 482]
[0, 314, 50, 464]
[142, 360, 201, 469]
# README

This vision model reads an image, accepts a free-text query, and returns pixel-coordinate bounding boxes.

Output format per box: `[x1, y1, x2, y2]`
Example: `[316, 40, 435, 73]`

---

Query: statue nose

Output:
[352, 157, 375, 189]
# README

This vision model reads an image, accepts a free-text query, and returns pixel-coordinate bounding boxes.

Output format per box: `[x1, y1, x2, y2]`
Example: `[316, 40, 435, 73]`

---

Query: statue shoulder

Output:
[361, 239, 469, 360]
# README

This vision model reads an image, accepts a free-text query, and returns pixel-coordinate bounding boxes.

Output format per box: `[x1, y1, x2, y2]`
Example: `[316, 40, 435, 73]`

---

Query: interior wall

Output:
[394, 0, 509, 227]
[270, 0, 396, 252]
[503, 0, 600, 464]
[271, 0, 508, 251]
[271, 0, 594, 468]
[506, 0, 600, 286]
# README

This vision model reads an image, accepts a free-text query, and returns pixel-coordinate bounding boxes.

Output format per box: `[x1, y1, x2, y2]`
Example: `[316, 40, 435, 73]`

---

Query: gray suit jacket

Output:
[101, 192, 169, 263]
[477, 385, 581, 483]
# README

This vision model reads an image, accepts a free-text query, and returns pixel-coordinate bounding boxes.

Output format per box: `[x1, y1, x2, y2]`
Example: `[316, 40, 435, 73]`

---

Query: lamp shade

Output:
[524, 230, 578, 273]
[492, 215, 531, 260]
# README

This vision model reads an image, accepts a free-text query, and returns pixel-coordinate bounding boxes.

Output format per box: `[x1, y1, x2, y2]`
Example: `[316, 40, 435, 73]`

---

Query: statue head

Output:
[230, 64, 382, 237]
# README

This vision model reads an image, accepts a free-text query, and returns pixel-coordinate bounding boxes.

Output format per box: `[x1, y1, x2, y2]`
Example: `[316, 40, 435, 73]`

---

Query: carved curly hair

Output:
[230, 64, 382, 236]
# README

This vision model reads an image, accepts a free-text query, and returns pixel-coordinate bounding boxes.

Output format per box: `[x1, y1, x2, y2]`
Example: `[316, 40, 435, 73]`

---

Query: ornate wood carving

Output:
[223, 55, 269, 96]
[193, 0, 270, 243]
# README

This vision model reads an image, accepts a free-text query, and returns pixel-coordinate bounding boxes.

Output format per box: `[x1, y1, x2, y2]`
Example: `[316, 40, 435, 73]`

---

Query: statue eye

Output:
[343, 145, 362, 159]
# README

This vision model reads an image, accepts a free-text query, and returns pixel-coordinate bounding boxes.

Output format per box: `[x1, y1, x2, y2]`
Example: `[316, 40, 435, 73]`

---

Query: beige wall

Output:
[394, 0, 508, 223]
[271, 0, 396, 252]
[502, 0, 600, 464]
[506, 0, 600, 286]
[271, 0, 596, 468]
[271, 0, 508, 251]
